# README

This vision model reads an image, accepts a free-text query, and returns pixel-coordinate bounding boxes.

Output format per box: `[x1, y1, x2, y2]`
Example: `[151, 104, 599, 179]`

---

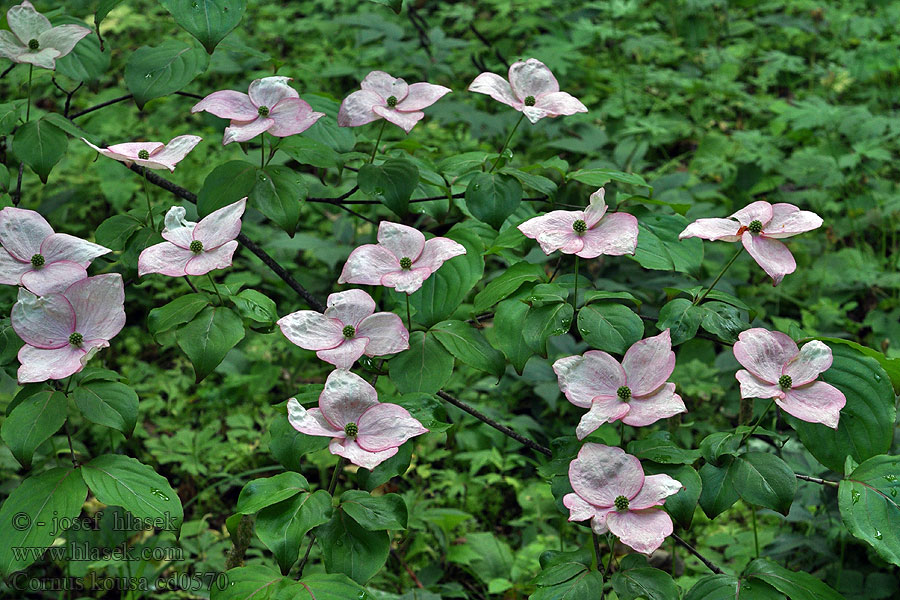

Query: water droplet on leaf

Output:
[851, 490, 861, 504]
[874, 529, 883, 540]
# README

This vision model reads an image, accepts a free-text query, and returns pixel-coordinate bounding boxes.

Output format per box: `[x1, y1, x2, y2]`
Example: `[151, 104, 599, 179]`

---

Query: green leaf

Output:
[531, 562, 605, 600]
[576, 301, 644, 354]
[0, 468, 87, 576]
[176, 306, 245, 382]
[236, 472, 310, 514]
[389, 331, 454, 394]
[391, 393, 451, 433]
[432, 319, 506, 380]
[268, 412, 329, 471]
[612, 566, 679, 600]
[124, 40, 210, 109]
[367, 0, 402, 13]
[256, 489, 333, 574]
[568, 168, 652, 190]
[72, 381, 139, 436]
[316, 510, 390, 584]
[1, 390, 66, 468]
[816, 337, 900, 394]
[356, 442, 414, 491]
[198, 160, 257, 216]
[12, 118, 67, 183]
[839, 454, 900, 567]
[656, 298, 703, 345]
[209, 566, 287, 600]
[95, 214, 144, 251]
[645, 463, 702, 529]
[524, 301, 574, 357]
[81, 454, 183, 532]
[278, 136, 342, 169]
[792, 344, 895, 474]
[582, 290, 642, 308]
[159, 0, 246, 53]
[486, 296, 533, 374]
[745, 558, 845, 600]
[357, 158, 418, 216]
[0, 101, 23, 136]
[701, 301, 749, 343]
[699, 459, 739, 519]
[684, 575, 785, 600]
[465, 172, 523, 229]
[301, 94, 355, 152]
[499, 167, 557, 195]
[474, 261, 546, 313]
[340, 490, 408, 530]
[229, 289, 278, 325]
[252, 166, 305, 235]
[54, 25, 109, 85]
[630, 208, 703, 275]
[96, 0, 125, 25]
[627, 432, 701, 464]
[732, 453, 797, 515]
[148, 293, 211, 337]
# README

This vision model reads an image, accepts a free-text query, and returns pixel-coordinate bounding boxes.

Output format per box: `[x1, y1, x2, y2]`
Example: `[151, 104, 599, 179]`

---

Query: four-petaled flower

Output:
[0, 207, 110, 296]
[679, 201, 822, 286]
[0, 1, 90, 70]
[553, 330, 686, 439]
[278, 289, 409, 368]
[191, 76, 325, 145]
[11, 273, 126, 383]
[82, 135, 203, 172]
[338, 71, 451, 133]
[733, 328, 845, 429]
[287, 369, 428, 469]
[518, 188, 639, 258]
[564, 444, 682, 555]
[138, 199, 246, 277]
[468, 58, 587, 124]
[339, 221, 466, 294]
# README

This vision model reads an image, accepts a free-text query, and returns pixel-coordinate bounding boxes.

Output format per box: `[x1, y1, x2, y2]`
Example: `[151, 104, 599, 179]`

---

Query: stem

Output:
[64, 420, 77, 467]
[405, 294, 412, 332]
[548, 255, 563, 282]
[751, 505, 759, 558]
[591, 532, 603, 573]
[183, 276, 199, 294]
[142, 170, 155, 229]
[573, 255, 579, 313]
[370, 120, 386, 163]
[671, 533, 724, 574]
[694, 246, 743, 305]
[26, 64, 33, 122]
[489, 112, 525, 173]
[260, 133, 266, 168]
[207, 273, 224, 305]
[795, 473, 839, 487]
[738, 397, 776, 449]
[297, 457, 347, 578]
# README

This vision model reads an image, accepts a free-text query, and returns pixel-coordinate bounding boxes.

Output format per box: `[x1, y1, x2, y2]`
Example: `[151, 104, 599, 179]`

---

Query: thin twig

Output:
[469, 23, 508, 68]
[13, 162, 24, 206]
[70, 94, 133, 120]
[672, 533, 724, 574]
[795, 473, 839, 487]
[0, 63, 14, 79]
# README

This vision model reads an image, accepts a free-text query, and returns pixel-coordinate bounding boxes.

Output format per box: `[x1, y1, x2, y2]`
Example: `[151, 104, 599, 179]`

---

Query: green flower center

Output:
[779, 374, 792, 389]
[524, 95, 536, 106]
[572, 219, 587, 234]
[342, 325, 356, 339]
[30, 254, 45, 268]
[189, 240, 204, 254]
[257, 105, 270, 117]
[69, 332, 83, 347]
[748, 220, 763, 234]
[399, 257, 412, 270]
[28, 39, 39, 50]
[614, 495, 629, 512]
[617, 386, 632, 400]
[344, 422, 358, 437]
[386, 95, 398, 107]
[137, 149, 150, 160]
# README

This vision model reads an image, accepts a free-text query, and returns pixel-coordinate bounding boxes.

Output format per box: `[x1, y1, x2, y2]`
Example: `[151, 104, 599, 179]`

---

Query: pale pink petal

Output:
[337, 90, 383, 127]
[324, 289, 376, 327]
[533, 91, 587, 117]
[329, 437, 397, 469]
[380, 268, 432, 294]
[39, 233, 109, 266]
[104, 141, 165, 161]
[184, 241, 238, 276]
[65, 274, 125, 342]
[521, 105, 551, 124]
[16, 48, 59, 69]
[678, 218, 741, 242]
[415, 237, 466, 272]
[377, 221, 426, 261]
[564, 492, 601, 522]
[731, 201, 773, 227]
[396, 82, 451, 111]
[267, 99, 325, 137]
[508, 58, 560, 101]
[357, 403, 428, 452]
[316, 337, 368, 369]
[741, 231, 796, 285]
[622, 330, 676, 396]
[0, 207, 53, 262]
[137, 241, 194, 277]
[630, 474, 683, 510]
[468, 72, 521, 109]
[277, 310, 344, 351]
[160, 206, 195, 249]
[606, 509, 673, 555]
[36, 24, 90, 58]
[17, 344, 87, 383]
[622, 384, 686, 427]
[735, 370, 785, 400]
[569, 443, 643, 508]
[590, 513, 612, 535]
[193, 198, 245, 249]
[0, 30, 25, 61]
[0, 248, 30, 284]
[8, 1, 51, 44]
[356, 312, 409, 356]
[319, 369, 379, 429]
[517, 210, 585, 256]
[733, 328, 798, 383]
[576, 398, 630, 439]
[20, 260, 87, 296]
[553, 351, 626, 409]
[763, 203, 823, 239]
[779, 382, 845, 429]
[360, 71, 408, 102]
[191, 90, 257, 120]
[578, 212, 639, 258]
[583, 188, 607, 228]
[146, 135, 202, 171]
[372, 105, 424, 133]
[338, 244, 401, 286]
[223, 118, 274, 145]
[287, 401, 340, 437]
[248, 76, 299, 109]
[783, 340, 832, 387]
[11, 289, 73, 348]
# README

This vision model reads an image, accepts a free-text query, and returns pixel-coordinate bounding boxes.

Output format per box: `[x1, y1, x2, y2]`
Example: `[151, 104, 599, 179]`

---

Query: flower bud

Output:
[257, 105, 270, 117]
[617, 386, 632, 401]
[572, 219, 587, 234]
[69, 332, 83, 346]
[189, 240, 204, 254]
[614, 495, 629, 512]
[344, 422, 358, 437]
[399, 257, 412, 270]
[28, 39, 39, 50]
[342, 325, 356, 339]
[524, 95, 536, 106]
[386, 95, 398, 107]
[138, 149, 150, 160]
[778, 374, 792, 389]
[30, 254, 45, 267]
[748, 220, 763, 234]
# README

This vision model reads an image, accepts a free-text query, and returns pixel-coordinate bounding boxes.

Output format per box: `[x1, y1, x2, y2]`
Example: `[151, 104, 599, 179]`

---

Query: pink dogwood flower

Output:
[191, 76, 325, 145]
[733, 328, 845, 429]
[11, 273, 126, 383]
[82, 135, 202, 172]
[553, 330, 686, 439]
[678, 201, 822, 285]
[468, 58, 587, 124]
[278, 289, 409, 369]
[338, 221, 466, 294]
[287, 369, 428, 469]
[138, 199, 246, 277]
[564, 444, 682, 554]
[0, 1, 90, 70]
[338, 70, 451, 133]
[518, 188, 638, 258]
[0, 207, 110, 296]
